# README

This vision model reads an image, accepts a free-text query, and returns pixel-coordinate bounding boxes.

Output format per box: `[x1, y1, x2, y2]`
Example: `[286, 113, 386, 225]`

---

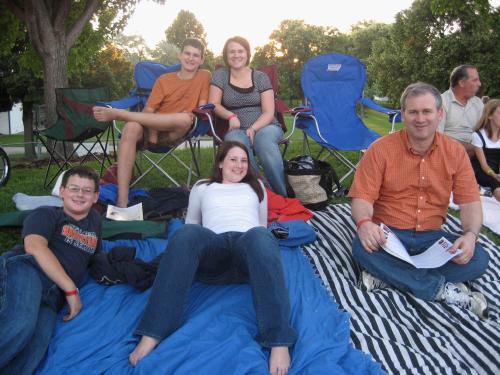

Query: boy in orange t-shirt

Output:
[93, 38, 211, 207]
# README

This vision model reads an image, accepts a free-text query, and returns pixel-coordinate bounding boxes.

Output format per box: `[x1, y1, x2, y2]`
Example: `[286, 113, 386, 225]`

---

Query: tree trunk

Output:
[21, 101, 36, 160]
[42, 37, 73, 157]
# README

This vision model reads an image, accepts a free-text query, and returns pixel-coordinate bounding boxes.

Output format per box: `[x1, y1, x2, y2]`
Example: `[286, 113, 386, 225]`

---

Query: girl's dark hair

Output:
[222, 36, 251, 67]
[200, 141, 264, 202]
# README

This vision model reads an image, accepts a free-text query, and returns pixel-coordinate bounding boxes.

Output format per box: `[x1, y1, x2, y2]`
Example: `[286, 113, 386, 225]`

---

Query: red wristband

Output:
[65, 289, 79, 297]
[356, 218, 372, 231]
[227, 114, 237, 121]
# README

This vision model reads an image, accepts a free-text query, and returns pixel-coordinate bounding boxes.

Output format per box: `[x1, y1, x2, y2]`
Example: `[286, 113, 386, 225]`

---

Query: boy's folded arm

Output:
[24, 234, 83, 320]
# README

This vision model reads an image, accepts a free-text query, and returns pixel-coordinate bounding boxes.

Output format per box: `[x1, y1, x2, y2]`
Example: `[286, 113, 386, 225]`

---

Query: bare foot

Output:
[269, 346, 290, 375]
[116, 194, 128, 208]
[148, 129, 159, 145]
[93, 106, 119, 122]
[129, 336, 159, 367]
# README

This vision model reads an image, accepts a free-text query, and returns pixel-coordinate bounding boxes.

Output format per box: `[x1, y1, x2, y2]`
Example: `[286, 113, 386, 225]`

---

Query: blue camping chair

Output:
[99, 61, 218, 187]
[289, 53, 381, 190]
[361, 96, 402, 133]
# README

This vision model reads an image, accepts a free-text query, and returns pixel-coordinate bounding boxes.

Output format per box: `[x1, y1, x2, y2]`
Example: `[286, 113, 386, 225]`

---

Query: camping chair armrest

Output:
[192, 104, 222, 143]
[290, 106, 313, 116]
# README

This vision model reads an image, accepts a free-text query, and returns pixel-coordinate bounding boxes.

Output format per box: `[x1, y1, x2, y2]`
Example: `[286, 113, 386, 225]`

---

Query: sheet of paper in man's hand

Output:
[380, 223, 462, 268]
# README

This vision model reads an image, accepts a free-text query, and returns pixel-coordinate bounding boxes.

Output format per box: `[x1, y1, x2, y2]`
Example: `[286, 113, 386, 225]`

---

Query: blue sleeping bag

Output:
[36, 220, 384, 374]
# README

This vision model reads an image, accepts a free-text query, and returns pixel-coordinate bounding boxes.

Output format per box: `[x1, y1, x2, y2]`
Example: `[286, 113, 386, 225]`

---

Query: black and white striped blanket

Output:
[304, 204, 499, 374]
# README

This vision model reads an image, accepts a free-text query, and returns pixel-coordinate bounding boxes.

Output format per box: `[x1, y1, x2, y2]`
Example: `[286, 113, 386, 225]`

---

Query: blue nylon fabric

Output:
[299, 53, 380, 150]
[98, 183, 148, 205]
[35, 223, 384, 375]
[97, 62, 181, 111]
[269, 220, 317, 248]
[360, 97, 402, 123]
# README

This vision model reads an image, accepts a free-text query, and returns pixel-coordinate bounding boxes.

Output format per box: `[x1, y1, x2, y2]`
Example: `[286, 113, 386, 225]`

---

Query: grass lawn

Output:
[1, 110, 498, 251]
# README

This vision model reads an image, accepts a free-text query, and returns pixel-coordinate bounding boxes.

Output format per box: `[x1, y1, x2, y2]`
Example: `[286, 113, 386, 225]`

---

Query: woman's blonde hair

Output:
[475, 99, 500, 138]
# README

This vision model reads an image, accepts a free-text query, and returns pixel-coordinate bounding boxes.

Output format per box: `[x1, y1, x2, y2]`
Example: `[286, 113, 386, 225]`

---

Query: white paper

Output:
[379, 223, 462, 269]
[106, 203, 143, 221]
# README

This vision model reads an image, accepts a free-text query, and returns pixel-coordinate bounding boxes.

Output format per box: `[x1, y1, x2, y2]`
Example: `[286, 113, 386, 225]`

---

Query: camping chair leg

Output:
[281, 142, 289, 158]
[44, 141, 75, 188]
[302, 131, 312, 155]
[188, 139, 201, 178]
[108, 124, 117, 162]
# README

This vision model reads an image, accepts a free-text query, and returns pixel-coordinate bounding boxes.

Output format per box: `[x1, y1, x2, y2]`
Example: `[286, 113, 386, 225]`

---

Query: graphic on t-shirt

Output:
[61, 223, 98, 254]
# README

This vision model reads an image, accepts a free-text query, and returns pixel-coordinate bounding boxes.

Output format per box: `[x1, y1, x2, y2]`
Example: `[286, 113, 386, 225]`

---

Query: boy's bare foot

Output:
[269, 346, 290, 375]
[129, 335, 159, 367]
[148, 129, 159, 145]
[93, 106, 119, 122]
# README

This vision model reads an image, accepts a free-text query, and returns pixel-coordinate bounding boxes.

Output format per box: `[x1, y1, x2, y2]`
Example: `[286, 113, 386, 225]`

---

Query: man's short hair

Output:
[61, 166, 99, 192]
[181, 38, 205, 59]
[400, 82, 442, 110]
[450, 64, 476, 88]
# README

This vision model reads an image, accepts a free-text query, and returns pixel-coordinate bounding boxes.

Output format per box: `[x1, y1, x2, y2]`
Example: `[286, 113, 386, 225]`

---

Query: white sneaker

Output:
[359, 271, 389, 292]
[454, 282, 469, 293]
[438, 282, 488, 318]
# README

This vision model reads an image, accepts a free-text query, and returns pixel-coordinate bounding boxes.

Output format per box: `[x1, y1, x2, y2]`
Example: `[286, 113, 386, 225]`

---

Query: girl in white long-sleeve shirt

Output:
[129, 141, 296, 375]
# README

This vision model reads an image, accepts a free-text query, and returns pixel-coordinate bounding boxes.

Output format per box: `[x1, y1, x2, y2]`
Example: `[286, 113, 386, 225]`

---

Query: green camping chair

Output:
[35, 87, 116, 188]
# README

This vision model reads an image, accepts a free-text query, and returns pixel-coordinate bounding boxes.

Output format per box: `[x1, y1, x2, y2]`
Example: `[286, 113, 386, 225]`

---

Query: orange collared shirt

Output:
[348, 129, 479, 231]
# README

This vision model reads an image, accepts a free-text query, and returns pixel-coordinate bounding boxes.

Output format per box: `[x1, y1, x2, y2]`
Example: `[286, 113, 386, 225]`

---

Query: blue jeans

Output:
[225, 126, 287, 196]
[352, 228, 490, 301]
[135, 224, 297, 348]
[0, 251, 63, 375]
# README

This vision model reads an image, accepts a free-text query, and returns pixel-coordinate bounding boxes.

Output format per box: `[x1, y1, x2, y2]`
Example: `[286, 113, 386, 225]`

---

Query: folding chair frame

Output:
[36, 126, 115, 188]
[35, 87, 116, 188]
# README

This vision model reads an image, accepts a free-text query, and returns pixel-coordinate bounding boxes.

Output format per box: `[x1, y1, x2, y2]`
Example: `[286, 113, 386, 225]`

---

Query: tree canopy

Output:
[368, 0, 499, 105]
[165, 9, 208, 49]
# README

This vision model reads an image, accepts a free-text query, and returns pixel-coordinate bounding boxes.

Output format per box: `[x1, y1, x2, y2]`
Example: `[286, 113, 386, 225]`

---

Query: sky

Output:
[123, 0, 418, 52]
[124, 0, 500, 53]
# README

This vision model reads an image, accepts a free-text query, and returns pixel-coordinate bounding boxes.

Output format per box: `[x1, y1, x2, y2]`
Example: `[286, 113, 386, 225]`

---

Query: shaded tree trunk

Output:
[2, 0, 103, 157]
[42, 35, 71, 157]
[21, 101, 36, 160]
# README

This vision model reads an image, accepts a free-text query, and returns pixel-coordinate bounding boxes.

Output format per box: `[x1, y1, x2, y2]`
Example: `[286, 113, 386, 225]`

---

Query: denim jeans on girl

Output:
[0, 251, 63, 375]
[352, 227, 490, 300]
[135, 224, 297, 348]
[224, 126, 287, 197]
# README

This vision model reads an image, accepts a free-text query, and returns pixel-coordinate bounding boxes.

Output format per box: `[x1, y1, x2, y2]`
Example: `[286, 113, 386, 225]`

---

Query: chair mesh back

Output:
[301, 53, 380, 150]
[51, 87, 112, 141]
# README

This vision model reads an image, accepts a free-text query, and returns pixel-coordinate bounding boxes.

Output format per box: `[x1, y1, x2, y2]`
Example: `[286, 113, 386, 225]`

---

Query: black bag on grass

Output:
[285, 155, 344, 210]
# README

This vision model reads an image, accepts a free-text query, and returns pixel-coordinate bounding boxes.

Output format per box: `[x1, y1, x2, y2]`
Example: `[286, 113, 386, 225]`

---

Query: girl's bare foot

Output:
[129, 336, 159, 367]
[93, 106, 120, 122]
[269, 346, 290, 375]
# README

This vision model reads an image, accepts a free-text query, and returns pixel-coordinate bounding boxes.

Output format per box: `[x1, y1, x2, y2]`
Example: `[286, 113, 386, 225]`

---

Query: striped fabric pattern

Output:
[304, 204, 500, 374]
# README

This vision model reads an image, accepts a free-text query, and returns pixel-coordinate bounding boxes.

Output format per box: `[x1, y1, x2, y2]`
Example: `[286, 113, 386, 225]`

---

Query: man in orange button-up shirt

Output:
[349, 82, 489, 317]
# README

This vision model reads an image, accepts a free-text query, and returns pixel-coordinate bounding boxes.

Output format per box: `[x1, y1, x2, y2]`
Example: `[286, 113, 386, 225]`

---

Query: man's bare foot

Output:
[129, 336, 159, 367]
[269, 346, 290, 375]
[93, 106, 119, 122]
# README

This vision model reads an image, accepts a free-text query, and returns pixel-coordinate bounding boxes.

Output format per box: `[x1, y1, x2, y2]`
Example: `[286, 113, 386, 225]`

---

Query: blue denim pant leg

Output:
[422, 231, 490, 283]
[253, 126, 287, 197]
[232, 227, 297, 347]
[135, 224, 233, 340]
[0, 252, 60, 375]
[353, 228, 490, 301]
